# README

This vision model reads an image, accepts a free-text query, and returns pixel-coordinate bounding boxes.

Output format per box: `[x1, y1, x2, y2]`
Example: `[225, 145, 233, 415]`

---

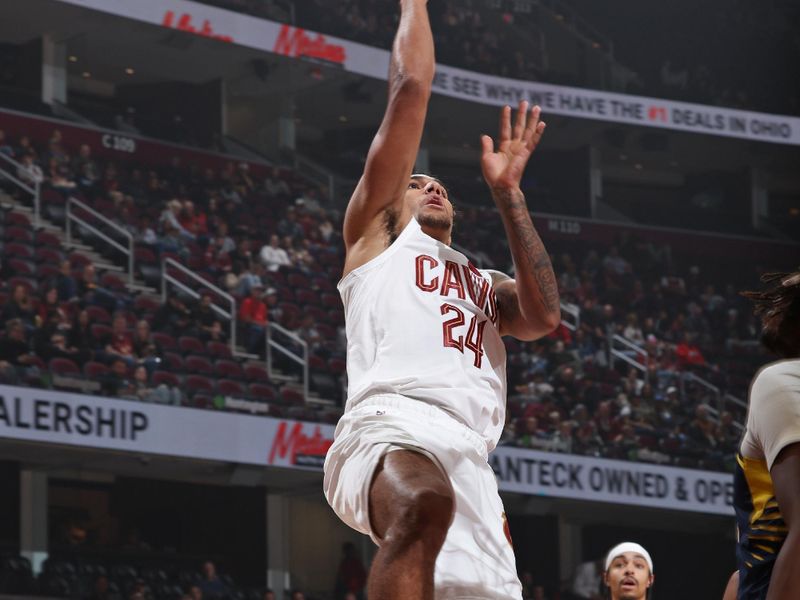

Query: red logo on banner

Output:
[648, 106, 668, 122]
[268, 421, 333, 465]
[161, 11, 234, 43]
[274, 25, 346, 64]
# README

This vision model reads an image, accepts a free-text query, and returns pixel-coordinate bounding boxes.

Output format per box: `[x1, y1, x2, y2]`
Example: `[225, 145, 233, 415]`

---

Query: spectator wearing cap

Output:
[240, 284, 268, 355]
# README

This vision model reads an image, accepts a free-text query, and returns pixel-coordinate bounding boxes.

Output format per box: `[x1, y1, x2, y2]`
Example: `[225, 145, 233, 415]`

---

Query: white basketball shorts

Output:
[323, 394, 523, 600]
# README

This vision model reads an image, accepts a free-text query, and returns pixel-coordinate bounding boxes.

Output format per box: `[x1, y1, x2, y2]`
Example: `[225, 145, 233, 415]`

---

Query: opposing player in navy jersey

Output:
[730, 269, 800, 599]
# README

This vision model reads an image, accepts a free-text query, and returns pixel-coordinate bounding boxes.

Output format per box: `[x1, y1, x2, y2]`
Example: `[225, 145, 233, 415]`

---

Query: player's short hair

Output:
[741, 268, 800, 357]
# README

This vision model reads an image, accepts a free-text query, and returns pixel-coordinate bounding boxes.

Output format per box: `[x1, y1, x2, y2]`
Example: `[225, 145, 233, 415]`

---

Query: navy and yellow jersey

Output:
[734, 359, 800, 600]
[733, 453, 787, 599]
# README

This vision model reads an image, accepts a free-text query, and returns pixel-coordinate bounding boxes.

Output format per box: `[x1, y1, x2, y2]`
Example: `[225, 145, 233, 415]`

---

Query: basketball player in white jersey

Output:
[323, 1, 560, 598]
[602, 543, 654, 600]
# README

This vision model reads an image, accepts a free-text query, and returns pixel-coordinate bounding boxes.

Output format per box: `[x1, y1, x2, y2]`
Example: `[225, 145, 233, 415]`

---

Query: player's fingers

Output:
[513, 100, 529, 140]
[529, 121, 546, 150]
[523, 106, 540, 145]
[499, 106, 511, 143]
[480, 134, 494, 156]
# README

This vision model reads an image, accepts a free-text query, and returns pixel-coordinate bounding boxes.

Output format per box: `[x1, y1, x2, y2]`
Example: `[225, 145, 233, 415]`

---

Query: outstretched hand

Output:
[481, 101, 546, 191]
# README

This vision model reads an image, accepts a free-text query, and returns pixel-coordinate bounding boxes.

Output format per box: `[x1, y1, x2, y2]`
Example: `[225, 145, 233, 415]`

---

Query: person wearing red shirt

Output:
[240, 284, 268, 354]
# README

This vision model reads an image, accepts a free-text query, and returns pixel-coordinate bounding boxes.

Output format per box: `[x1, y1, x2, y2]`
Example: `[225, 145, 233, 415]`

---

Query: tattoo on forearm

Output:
[493, 188, 560, 314]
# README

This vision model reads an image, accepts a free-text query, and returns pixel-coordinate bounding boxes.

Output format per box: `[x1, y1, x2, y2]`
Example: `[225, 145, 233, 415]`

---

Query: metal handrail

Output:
[266, 321, 309, 401]
[680, 371, 721, 412]
[609, 333, 648, 381]
[0, 152, 41, 227]
[66, 197, 134, 286]
[161, 258, 238, 353]
[724, 393, 747, 411]
[560, 302, 580, 331]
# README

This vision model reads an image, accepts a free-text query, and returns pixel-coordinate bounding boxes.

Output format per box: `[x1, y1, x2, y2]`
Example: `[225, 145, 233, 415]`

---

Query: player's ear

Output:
[647, 573, 654, 587]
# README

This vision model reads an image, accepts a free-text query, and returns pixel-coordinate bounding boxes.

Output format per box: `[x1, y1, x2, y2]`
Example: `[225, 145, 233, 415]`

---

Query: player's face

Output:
[406, 175, 454, 234]
[605, 552, 653, 600]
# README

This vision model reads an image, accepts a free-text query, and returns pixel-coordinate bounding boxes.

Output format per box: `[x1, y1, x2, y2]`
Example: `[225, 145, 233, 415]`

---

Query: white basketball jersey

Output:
[338, 218, 508, 450]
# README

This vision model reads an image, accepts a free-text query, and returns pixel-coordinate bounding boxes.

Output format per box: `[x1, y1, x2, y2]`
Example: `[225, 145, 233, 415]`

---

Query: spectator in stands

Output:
[40, 329, 85, 366]
[15, 135, 37, 161]
[213, 221, 236, 255]
[198, 561, 227, 600]
[240, 283, 268, 355]
[291, 592, 305, 600]
[288, 238, 315, 274]
[73, 143, 99, 188]
[259, 234, 293, 272]
[188, 585, 202, 600]
[102, 358, 134, 397]
[277, 207, 304, 241]
[87, 574, 116, 600]
[16, 153, 43, 187]
[571, 558, 603, 600]
[55, 260, 79, 302]
[263, 590, 275, 600]
[68, 308, 96, 360]
[104, 313, 135, 367]
[334, 541, 367, 600]
[78, 264, 119, 312]
[125, 365, 180, 404]
[154, 296, 193, 336]
[675, 332, 707, 369]
[192, 292, 223, 341]
[2, 283, 37, 331]
[0, 129, 13, 157]
[179, 200, 208, 239]
[132, 319, 162, 372]
[37, 285, 62, 326]
[0, 319, 37, 384]
[160, 199, 194, 240]
[263, 167, 290, 198]
[47, 157, 77, 192]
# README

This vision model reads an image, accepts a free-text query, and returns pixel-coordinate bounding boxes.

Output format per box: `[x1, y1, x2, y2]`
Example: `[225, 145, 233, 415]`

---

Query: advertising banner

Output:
[55, 0, 800, 146]
[0, 385, 733, 514]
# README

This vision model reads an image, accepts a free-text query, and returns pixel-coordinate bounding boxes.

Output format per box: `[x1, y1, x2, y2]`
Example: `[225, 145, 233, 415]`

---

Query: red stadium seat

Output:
[217, 379, 245, 397]
[152, 371, 181, 388]
[86, 305, 111, 324]
[243, 364, 270, 383]
[9, 259, 35, 277]
[207, 341, 232, 359]
[185, 355, 214, 375]
[248, 383, 276, 403]
[163, 352, 185, 372]
[69, 252, 92, 267]
[178, 336, 206, 355]
[35, 247, 64, 264]
[4, 226, 33, 243]
[83, 361, 109, 380]
[280, 387, 305, 406]
[214, 359, 243, 379]
[49, 357, 81, 376]
[5, 212, 32, 228]
[152, 332, 178, 351]
[4, 242, 34, 260]
[185, 375, 215, 395]
[90, 323, 112, 341]
[35, 230, 61, 248]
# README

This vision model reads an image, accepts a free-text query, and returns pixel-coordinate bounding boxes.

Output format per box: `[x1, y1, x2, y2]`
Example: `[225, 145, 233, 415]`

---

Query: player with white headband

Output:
[603, 542, 655, 600]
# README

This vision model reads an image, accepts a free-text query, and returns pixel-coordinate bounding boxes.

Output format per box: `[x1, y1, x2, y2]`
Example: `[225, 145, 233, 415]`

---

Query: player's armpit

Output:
[766, 442, 800, 600]
[494, 279, 560, 341]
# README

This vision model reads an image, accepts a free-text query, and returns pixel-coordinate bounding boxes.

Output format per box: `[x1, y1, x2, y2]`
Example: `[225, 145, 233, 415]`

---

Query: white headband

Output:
[605, 542, 653, 573]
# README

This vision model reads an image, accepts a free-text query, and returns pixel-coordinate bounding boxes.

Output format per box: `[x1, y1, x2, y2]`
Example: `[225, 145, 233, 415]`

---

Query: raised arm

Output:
[342, 0, 434, 268]
[481, 101, 560, 340]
